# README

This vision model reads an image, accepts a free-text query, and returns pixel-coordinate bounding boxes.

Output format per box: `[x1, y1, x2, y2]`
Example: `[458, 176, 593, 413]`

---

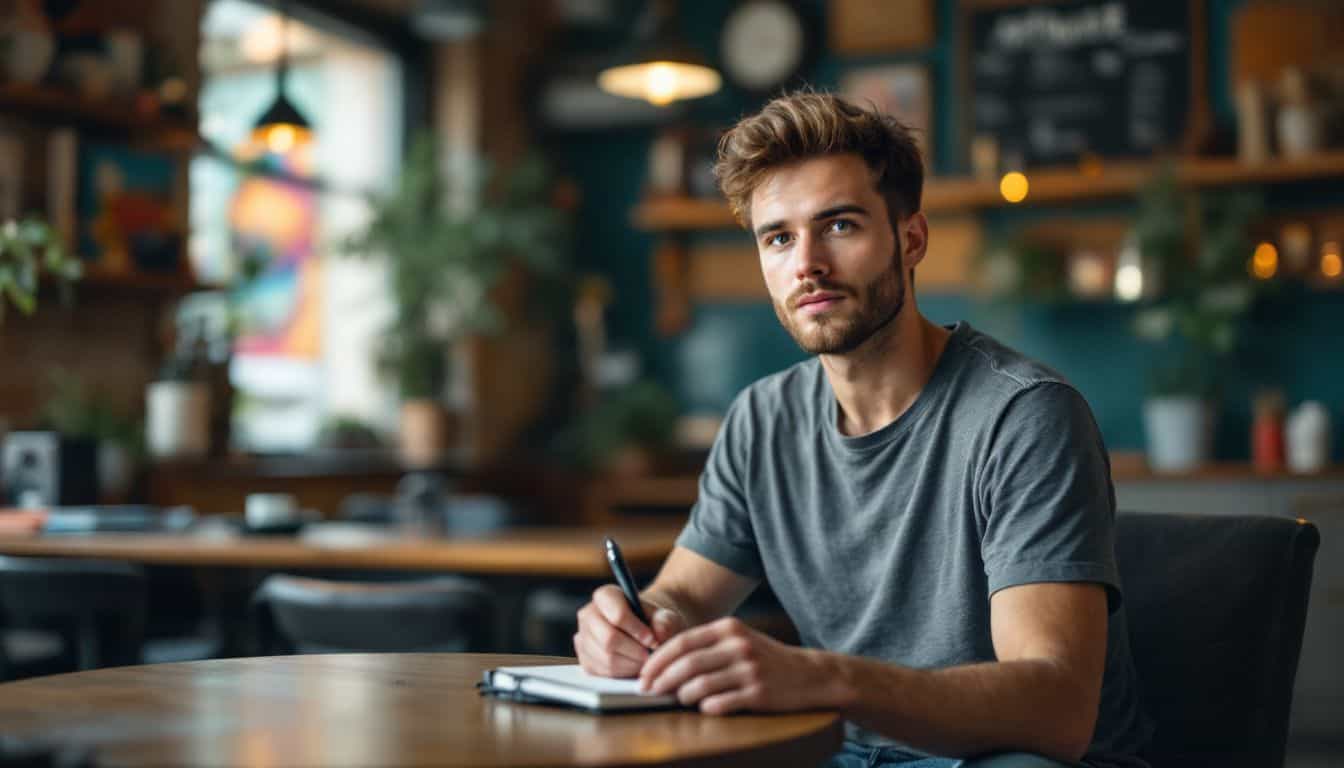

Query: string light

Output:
[1322, 241, 1342, 279]
[1250, 242, 1278, 280]
[999, 172, 1029, 204]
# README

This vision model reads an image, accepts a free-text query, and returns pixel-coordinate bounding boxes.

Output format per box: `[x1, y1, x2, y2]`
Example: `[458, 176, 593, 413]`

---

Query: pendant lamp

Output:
[597, 0, 721, 107]
[252, 1, 312, 155]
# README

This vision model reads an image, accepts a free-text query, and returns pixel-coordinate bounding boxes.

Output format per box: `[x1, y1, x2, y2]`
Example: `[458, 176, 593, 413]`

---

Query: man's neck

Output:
[819, 309, 951, 437]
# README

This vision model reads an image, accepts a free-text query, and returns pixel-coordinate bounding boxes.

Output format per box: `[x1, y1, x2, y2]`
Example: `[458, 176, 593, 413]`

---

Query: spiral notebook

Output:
[480, 664, 680, 712]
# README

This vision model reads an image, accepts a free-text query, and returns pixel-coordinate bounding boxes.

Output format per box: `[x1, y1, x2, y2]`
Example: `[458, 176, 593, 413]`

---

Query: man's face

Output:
[749, 154, 911, 355]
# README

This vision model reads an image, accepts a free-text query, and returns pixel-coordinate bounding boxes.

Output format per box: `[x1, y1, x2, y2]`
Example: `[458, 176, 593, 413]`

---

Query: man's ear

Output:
[900, 212, 929, 271]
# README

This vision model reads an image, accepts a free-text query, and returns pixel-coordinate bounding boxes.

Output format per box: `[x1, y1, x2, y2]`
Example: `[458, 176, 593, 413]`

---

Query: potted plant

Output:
[0, 216, 82, 322]
[1130, 168, 1263, 472]
[342, 134, 569, 466]
[40, 369, 144, 501]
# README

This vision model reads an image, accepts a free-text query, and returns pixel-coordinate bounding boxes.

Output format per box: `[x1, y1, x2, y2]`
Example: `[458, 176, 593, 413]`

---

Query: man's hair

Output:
[714, 90, 924, 229]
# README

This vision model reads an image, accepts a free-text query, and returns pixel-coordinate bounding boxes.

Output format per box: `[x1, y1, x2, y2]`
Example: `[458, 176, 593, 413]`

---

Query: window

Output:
[192, 0, 404, 452]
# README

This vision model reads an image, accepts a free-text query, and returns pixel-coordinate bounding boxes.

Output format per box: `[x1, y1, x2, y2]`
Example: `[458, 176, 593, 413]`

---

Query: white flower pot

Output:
[1143, 396, 1213, 473]
[146, 381, 210, 459]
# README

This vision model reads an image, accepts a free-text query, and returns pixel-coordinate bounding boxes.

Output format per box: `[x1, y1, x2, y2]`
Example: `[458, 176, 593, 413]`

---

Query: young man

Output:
[574, 92, 1151, 768]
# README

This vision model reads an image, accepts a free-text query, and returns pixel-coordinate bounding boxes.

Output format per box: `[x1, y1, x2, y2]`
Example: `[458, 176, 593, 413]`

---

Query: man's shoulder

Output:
[955, 324, 1074, 400]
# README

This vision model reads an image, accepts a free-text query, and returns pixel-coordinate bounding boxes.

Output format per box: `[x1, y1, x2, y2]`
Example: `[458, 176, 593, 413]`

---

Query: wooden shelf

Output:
[74, 270, 204, 296]
[0, 84, 198, 150]
[632, 152, 1344, 231]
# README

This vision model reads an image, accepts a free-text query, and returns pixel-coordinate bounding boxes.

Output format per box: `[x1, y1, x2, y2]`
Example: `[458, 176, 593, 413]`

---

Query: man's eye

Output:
[766, 233, 791, 247]
[828, 219, 853, 233]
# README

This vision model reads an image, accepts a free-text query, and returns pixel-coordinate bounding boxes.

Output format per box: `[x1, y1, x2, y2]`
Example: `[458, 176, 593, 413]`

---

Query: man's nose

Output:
[792, 233, 831, 281]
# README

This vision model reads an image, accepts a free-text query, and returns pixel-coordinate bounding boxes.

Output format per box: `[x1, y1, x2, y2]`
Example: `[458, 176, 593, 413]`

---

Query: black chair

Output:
[0, 556, 146, 672]
[253, 574, 497, 653]
[1116, 512, 1319, 768]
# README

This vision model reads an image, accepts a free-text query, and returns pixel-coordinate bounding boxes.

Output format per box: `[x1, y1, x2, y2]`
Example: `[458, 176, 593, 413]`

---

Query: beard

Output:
[772, 244, 906, 356]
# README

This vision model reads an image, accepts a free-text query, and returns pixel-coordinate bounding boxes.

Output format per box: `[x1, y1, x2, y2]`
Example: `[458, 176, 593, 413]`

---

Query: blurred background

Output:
[0, 0, 1341, 761]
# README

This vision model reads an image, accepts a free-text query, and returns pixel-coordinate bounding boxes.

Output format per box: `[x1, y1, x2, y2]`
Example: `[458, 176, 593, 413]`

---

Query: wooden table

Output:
[0, 523, 682, 577]
[0, 654, 843, 767]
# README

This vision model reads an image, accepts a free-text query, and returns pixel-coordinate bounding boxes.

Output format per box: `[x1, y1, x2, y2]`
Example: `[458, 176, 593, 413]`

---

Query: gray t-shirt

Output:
[676, 322, 1152, 765]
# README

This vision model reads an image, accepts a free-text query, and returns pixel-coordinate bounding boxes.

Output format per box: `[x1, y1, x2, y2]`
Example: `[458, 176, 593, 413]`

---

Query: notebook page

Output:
[495, 664, 646, 695]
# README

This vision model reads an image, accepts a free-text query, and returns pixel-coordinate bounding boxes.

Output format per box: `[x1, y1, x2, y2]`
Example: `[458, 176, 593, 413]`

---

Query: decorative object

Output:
[0, 216, 81, 323]
[145, 378, 209, 460]
[720, 0, 812, 94]
[398, 399, 451, 468]
[841, 65, 932, 165]
[1235, 81, 1271, 164]
[1285, 401, 1331, 474]
[1142, 397, 1212, 474]
[39, 370, 143, 502]
[340, 134, 568, 466]
[970, 134, 999, 180]
[646, 128, 687, 196]
[830, 0, 932, 54]
[0, 0, 55, 85]
[597, 0, 721, 106]
[1251, 390, 1286, 475]
[77, 143, 182, 275]
[1130, 167, 1265, 471]
[1274, 68, 1321, 158]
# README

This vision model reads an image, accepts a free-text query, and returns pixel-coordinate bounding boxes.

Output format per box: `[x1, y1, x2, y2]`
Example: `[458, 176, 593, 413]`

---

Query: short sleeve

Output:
[977, 382, 1122, 612]
[675, 391, 764, 579]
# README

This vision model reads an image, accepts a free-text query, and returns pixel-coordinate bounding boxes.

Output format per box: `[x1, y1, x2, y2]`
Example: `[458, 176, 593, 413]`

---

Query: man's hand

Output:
[638, 617, 841, 715]
[574, 584, 687, 678]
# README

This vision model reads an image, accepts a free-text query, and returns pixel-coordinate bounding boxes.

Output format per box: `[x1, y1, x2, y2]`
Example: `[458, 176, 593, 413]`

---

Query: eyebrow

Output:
[752, 204, 871, 238]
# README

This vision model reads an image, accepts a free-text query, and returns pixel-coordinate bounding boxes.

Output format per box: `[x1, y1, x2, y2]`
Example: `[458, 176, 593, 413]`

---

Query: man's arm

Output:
[639, 580, 1107, 763]
[574, 546, 758, 678]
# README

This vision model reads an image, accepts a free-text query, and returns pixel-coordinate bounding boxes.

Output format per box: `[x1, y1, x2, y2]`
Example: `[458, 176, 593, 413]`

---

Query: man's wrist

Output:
[804, 648, 862, 711]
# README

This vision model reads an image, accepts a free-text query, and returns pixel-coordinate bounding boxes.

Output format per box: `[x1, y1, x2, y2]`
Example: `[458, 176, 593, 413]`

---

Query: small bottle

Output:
[1286, 402, 1332, 474]
[1252, 390, 1285, 474]
[1276, 68, 1321, 159]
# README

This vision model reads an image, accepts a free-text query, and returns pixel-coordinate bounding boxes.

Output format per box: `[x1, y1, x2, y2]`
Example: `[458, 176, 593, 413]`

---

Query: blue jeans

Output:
[822, 740, 1078, 768]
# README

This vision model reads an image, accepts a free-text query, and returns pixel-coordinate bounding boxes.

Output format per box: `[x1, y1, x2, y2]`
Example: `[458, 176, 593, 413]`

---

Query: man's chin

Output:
[790, 321, 861, 355]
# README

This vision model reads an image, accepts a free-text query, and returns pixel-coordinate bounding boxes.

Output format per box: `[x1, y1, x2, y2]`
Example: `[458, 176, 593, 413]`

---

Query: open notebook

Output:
[480, 664, 680, 712]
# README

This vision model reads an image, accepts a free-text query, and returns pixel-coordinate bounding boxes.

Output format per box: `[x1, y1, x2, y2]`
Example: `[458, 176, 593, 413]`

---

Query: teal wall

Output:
[546, 0, 1344, 460]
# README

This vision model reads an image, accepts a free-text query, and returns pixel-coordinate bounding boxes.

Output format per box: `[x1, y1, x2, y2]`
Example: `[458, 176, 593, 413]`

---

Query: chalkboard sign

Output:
[966, 0, 1198, 167]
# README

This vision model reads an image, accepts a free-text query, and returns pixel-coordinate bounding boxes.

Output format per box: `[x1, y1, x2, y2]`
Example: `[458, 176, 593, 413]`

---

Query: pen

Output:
[604, 536, 651, 626]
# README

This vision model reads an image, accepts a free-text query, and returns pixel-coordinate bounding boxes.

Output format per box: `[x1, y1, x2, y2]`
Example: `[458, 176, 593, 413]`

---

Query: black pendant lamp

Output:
[252, 1, 312, 154]
[597, 0, 721, 107]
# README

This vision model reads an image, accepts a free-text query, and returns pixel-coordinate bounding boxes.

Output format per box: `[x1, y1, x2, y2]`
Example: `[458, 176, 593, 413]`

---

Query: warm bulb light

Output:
[1115, 264, 1143, 301]
[1323, 241, 1342, 279]
[597, 60, 721, 106]
[1250, 242, 1278, 280]
[266, 124, 297, 154]
[999, 172, 1029, 203]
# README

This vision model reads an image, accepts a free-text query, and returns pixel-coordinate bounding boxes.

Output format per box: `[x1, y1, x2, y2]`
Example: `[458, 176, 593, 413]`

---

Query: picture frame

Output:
[76, 142, 183, 275]
[840, 64, 934, 168]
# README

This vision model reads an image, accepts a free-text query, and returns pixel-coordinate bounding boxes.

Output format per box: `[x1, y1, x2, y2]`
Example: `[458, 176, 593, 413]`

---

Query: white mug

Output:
[246, 493, 299, 528]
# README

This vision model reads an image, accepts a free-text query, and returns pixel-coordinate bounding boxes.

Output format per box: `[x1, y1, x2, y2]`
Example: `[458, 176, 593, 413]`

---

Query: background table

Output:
[0, 524, 682, 577]
[0, 654, 843, 767]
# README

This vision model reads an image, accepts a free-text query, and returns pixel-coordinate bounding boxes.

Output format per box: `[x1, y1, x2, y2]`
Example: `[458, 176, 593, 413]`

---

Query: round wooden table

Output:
[0, 654, 843, 767]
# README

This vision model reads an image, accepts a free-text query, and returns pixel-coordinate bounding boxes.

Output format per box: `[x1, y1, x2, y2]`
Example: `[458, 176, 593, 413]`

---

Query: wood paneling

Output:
[830, 0, 935, 53]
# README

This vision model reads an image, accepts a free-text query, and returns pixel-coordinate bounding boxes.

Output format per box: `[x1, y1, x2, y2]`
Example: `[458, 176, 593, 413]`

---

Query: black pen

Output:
[604, 536, 651, 626]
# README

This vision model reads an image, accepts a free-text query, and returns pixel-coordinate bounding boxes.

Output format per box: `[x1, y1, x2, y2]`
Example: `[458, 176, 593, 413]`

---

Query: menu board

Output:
[967, 0, 1193, 167]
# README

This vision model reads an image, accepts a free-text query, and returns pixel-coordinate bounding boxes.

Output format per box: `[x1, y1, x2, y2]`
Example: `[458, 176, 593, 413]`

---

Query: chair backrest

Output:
[253, 574, 496, 653]
[0, 556, 146, 670]
[1115, 513, 1319, 768]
